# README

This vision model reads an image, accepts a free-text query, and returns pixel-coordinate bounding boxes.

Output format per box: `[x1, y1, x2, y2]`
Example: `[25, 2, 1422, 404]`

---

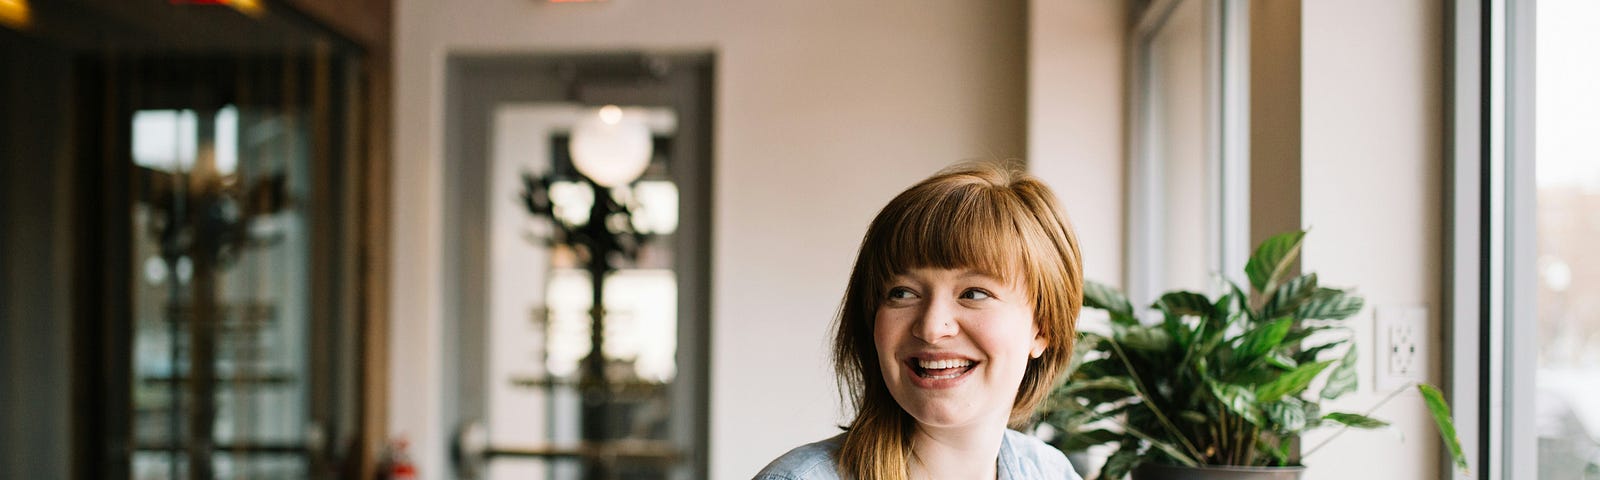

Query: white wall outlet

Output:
[1374, 306, 1429, 392]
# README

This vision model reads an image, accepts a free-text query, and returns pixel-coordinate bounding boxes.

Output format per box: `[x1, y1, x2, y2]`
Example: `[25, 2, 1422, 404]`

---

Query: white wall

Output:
[390, 1, 1027, 479]
[1028, 0, 1127, 288]
[1299, 1, 1444, 479]
[392, 1, 1453, 478]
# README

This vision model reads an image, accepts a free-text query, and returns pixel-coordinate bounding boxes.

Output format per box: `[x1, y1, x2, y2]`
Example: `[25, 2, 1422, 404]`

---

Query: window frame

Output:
[1446, 0, 1536, 478]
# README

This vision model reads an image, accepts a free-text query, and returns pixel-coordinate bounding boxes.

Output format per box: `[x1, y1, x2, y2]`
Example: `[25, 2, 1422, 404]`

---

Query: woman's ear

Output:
[1030, 333, 1047, 359]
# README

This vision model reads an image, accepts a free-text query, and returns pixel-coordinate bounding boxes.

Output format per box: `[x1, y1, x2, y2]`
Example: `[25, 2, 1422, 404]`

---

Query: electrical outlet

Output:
[1374, 306, 1429, 391]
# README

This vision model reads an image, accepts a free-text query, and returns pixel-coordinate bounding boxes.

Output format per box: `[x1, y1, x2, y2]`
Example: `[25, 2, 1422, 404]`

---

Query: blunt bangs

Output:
[861, 176, 1030, 298]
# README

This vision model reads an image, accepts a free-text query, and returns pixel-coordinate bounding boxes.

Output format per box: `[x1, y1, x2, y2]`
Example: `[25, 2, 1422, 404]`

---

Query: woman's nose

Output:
[912, 298, 959, 343]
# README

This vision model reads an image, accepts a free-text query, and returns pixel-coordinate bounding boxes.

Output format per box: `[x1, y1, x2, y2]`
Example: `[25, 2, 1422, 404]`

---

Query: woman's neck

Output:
[907, 415, 1009, 480]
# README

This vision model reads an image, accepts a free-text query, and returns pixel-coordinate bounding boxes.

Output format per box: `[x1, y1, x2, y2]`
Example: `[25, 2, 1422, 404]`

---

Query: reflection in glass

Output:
[131, 103, 312, 479]
[1535, 0, 1600, 477]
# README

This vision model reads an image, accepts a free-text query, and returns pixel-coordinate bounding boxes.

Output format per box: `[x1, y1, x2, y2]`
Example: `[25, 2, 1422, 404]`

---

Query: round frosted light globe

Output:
[569, 106, 652, 187]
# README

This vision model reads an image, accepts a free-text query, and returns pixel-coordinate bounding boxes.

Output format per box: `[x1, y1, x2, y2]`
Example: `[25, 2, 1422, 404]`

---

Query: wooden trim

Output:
[273, 2, 394, 476]
[357, 48, 393, 480]
[281, 0, 392, 50]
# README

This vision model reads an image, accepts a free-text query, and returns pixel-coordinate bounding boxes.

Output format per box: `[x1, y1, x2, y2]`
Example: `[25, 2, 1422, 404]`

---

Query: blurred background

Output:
[0, 0, 1594, 479]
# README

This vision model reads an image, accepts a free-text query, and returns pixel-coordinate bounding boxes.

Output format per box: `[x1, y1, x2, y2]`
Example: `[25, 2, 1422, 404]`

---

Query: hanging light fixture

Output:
[0, 0, 32, 30]
[569, 105, 653, 187]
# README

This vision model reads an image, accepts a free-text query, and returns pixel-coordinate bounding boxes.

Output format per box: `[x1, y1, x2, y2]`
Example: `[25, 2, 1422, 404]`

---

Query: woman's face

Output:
[874, 266, 1045, 430]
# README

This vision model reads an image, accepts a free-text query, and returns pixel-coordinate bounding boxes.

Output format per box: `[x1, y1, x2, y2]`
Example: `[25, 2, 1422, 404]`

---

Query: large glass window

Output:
[1451, 1, 1600, 478]
[1532, 1, 1600, 477]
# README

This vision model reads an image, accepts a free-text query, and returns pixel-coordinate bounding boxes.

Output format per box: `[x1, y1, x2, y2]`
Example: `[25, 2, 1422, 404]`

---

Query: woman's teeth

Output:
[918, 359, 974, 370]
[915, 358, 975, 379]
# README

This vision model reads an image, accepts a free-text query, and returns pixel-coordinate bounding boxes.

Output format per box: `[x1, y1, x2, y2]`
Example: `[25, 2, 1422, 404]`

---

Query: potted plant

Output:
[1035, 231, 1468, 479]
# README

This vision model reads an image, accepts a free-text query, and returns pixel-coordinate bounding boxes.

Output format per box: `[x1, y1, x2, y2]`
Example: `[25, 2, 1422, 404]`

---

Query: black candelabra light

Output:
[520, 124, 669, 479]
[137, 161, 288, 480]
[521, 165, 657, 389]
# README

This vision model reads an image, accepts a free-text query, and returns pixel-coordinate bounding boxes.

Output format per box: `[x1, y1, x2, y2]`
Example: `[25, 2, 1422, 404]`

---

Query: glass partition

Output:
[1, 2, 368, 478]
[129, 100, 317, 479]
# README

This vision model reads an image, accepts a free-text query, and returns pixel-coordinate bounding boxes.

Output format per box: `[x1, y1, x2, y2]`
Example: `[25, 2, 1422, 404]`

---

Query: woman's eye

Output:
[961, 289, 992, 300]
[887, 287, 915, 300]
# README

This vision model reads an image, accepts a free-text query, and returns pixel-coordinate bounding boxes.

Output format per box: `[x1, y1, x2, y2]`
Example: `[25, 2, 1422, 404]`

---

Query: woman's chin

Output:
[902, 403, 983, 430]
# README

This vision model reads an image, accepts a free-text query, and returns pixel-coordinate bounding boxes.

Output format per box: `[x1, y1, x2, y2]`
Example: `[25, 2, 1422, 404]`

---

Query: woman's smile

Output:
[904, 354, 980, 386]
[875, 267, 1044, 428]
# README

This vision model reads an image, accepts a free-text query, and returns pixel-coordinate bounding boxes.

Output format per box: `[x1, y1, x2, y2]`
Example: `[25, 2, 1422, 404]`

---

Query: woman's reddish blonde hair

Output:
[831, 161, 1084, 479]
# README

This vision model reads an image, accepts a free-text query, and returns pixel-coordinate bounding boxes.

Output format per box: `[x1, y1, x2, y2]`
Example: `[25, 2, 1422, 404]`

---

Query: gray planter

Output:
[1131, 463, 1305, 480]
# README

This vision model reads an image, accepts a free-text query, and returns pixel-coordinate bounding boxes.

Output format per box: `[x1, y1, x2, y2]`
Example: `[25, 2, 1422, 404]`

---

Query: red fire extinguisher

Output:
[381, 436, 418, 480]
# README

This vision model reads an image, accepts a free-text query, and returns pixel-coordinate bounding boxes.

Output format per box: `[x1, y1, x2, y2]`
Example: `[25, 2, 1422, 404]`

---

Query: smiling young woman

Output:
[754, 162, 1085, 480]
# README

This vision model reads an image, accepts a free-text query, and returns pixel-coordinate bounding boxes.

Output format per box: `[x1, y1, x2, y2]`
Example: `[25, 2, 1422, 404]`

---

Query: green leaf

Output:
[1153, 291, 1215, 318]
[1057, 377, 1139, 397]
[1264, 396, 1310, 434]
[1208, 380, 1263, 425]
[1264, 273, 1319, 319]
[1419, 384, 1471, 475]
[1085, 281, 1137, 325]
[1265, 353, 1299, 370]
[1235, 317, 1294, 364]
[1225, 280, 1257, 323]
[1154, 291, 1211, 351]
[1283, 327, 1342, 351]
[1097, 441, 1141, 480]
[1256, 360, 1334, 403]
[1321, 344, 1359, 400]
[1072, 357, 1126, 379]
[1245, 230, 1306, 293]
[1322, 412, 1391, 429]
[1075, 387, 1137, 405]
[1292, 341, 1343, 365]
[1114, 324, 1171, 353]
[1054, 428, 1123, 452]
[1046, 403, 1131, 433]
[1194, 310, 1244, 359]
[1229, 369, 1279, 387]
[1212, 288, 1242, 325]
[1297, 288, 1366, 320]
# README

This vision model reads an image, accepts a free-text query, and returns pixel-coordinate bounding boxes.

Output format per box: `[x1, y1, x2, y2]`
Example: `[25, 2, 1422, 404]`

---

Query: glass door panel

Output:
[130, 101, 315, 479]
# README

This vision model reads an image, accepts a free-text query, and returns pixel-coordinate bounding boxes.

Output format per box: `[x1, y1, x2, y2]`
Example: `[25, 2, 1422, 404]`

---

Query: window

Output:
[1127, 0, 1250, 303]
[1530, 1, 1600, 477]
[1450, 1, 1600, 478]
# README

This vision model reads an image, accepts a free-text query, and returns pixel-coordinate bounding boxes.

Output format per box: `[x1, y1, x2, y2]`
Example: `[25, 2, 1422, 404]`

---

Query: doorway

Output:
[441, 53, 714, 480]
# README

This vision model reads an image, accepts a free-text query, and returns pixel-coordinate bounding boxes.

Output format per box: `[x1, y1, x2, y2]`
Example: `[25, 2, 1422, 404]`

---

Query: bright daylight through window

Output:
[1534, 0, 1600, 477]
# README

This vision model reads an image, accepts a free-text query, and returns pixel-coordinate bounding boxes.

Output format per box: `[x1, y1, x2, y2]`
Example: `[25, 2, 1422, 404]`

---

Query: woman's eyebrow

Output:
[955, 267, 1010, 280]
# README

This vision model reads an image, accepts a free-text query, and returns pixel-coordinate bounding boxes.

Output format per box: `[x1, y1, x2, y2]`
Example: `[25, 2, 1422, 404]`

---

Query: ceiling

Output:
[12, 0, 342, 54]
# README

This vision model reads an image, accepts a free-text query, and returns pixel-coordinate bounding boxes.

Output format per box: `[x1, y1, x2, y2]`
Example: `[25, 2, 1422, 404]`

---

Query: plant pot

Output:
[1131, 463, 1305, 480]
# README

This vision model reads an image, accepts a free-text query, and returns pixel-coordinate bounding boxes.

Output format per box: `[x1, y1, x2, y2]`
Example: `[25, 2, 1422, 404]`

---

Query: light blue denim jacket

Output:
[753, 429, 1084, 479]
